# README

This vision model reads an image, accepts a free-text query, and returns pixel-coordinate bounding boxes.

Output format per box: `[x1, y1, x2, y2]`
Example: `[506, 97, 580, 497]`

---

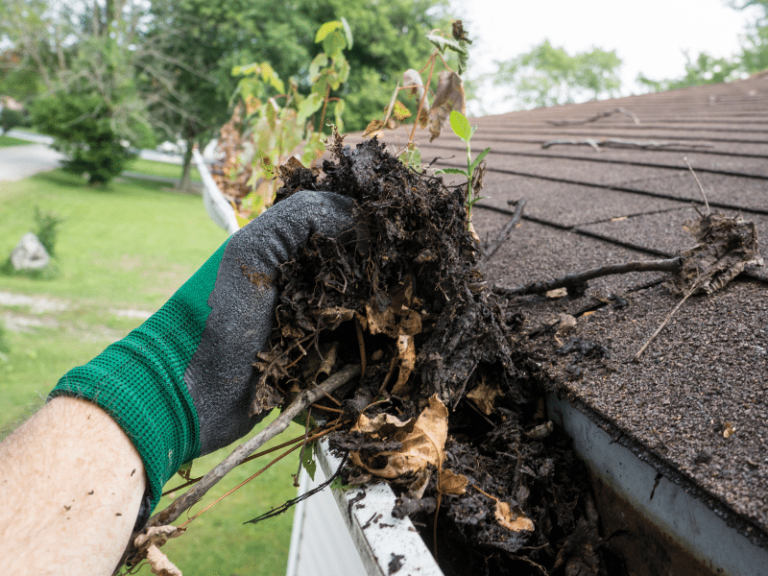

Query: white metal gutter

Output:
[287, 438, 444, 576]
[547, 393, 768, 576]
[192, 148, 240, 235]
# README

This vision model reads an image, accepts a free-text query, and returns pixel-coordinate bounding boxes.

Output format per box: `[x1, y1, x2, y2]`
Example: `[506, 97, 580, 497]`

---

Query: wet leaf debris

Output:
[253, 135, 619, 575]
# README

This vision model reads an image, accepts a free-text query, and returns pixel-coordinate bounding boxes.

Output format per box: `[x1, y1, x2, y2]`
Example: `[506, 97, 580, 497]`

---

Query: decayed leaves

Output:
[428, 71, 466, 142]
[667, 212, 764, 295]
[350, 395, 449, 480]
[495, 501, 535, 533]
[403, 69, 426, 101]
[466, 376, 502, 415]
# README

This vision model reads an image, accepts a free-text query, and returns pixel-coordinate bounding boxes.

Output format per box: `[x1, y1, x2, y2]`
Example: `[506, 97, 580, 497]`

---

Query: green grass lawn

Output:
[0, 134, 31, 147]
[125, 157, 202, 182]
[0, 169, 225, 309]
[0, 169, 302, 576]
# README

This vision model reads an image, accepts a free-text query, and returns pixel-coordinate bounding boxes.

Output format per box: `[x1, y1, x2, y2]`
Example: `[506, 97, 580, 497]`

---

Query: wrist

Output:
[50, 239, 230, 509]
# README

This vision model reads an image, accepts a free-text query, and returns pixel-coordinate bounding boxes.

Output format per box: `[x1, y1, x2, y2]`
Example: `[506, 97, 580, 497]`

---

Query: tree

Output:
[143, 0, 451, 190]
[637, 51, 742, 92]
[638, 1, 768, 92]
[492, 40, 622, 109]
[0, 0, 156, 184]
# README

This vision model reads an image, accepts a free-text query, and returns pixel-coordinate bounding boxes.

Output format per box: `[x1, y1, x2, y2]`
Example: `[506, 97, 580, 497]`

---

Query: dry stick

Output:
[482, 199, 527, 261]
[633, 287, 695, 362]
[684, 157, 711, 215]
[179, 440, 305, 529]
[162, 430, 330, 496]
[541, 138, 714, 151]
[492, 257, 683, 298]
[409, 55, 436, 145]
[120, 364, 362, 568]
[546, 107, 640, 126]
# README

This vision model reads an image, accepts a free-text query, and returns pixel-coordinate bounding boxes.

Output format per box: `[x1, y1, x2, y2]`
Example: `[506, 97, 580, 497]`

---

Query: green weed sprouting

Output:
[226, 19, 353, 221]
[436, 110, 490, 229]
[34, 206, 65, 257]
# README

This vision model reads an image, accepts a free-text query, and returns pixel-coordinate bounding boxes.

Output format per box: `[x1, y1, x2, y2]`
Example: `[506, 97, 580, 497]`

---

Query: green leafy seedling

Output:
[436, 110, 490, 229]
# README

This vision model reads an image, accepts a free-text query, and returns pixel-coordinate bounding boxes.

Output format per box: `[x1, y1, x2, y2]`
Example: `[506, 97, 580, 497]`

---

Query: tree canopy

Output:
[0, 0, 452, 186]
[492, 40, 622, 109]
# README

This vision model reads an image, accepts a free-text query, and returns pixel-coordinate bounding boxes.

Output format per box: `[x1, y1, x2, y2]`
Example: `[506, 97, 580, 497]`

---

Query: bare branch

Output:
[633, 288, 694, 361]
[492, 257, 683, 297]
[541, 138, 714, 152]
[546, 107, 640, 126]
[684, 157, 710, 215]
[119, 364, 362, 570]
[482, 199, 526, 261]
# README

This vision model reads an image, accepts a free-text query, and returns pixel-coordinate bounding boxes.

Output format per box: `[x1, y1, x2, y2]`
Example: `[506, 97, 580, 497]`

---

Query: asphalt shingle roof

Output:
[347, 72, 768, 545]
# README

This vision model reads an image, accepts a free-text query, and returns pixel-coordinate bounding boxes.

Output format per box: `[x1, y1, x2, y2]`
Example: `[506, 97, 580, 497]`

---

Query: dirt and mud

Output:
[250, 136, 622, 575]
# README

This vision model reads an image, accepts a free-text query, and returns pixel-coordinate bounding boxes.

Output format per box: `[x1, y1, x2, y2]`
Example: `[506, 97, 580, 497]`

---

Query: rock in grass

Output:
[10, 233, 50, 271]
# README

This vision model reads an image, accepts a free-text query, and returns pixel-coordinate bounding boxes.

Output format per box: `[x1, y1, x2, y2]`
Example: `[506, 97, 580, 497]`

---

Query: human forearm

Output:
[0, 397, 146, 576]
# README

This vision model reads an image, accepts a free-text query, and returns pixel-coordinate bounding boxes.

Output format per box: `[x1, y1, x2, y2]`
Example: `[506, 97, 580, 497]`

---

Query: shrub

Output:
[34, 206, 65, 257]
[0, 108, 26, 134]
[31, 92, 143, 185]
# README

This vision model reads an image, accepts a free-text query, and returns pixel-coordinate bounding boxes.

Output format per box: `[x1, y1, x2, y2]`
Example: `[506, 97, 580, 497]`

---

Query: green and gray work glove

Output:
[50, 190, 354, 517]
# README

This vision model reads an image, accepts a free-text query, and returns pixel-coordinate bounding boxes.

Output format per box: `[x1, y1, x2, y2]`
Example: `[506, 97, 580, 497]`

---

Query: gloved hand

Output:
[50, 190, 355, 513]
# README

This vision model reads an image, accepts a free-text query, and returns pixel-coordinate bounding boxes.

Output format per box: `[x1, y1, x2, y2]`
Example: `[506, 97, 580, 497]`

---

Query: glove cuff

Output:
[50, 240, 229, 510]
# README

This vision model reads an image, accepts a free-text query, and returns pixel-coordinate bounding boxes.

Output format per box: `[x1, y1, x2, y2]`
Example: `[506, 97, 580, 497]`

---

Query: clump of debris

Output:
[258, 135, 614, 575]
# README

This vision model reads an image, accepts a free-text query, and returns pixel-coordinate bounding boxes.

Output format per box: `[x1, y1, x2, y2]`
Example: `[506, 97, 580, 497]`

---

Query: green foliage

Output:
[0, 108, 27, 134]
[637, 51, 743, 91]
[436, 111, 490, 229]
[29, 34, 154, 185]
[33, 206, 64, 257]
[228, 20, 353, 217]
[494, 40, 622, 108]
[300, 440, 318, 481]
[32, 92, 135, 184]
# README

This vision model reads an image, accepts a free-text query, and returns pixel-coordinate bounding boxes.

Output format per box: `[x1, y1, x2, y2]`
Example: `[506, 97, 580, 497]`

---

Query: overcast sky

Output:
[452, 0, 761, 114]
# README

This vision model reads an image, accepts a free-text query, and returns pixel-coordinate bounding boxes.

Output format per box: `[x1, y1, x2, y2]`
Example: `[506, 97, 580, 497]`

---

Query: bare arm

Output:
[0, 397, 146, 576]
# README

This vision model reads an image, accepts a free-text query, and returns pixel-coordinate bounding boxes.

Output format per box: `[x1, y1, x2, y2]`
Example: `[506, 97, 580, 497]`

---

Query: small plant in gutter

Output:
[435, 110, 490, 230]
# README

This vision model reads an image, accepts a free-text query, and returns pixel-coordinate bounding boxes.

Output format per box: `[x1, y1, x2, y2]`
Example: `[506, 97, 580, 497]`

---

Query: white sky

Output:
[452, 0, 761, 114]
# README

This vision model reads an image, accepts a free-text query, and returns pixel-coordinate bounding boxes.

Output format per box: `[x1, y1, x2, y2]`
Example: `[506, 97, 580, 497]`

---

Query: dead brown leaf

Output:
[364, 119, 386, 139]
[403, 69, 426, 101]
[392, 334, 416, 395]
[350, 395, 449, 481]
[546, 288, 568, 299]
[364, 303, 398, 337]
[438, 468, 469, 495]
[495, 501, 535, 533]
[669, 213, 764, 296]
[428, 71, 466, 142]
[466, 377, 501, 415]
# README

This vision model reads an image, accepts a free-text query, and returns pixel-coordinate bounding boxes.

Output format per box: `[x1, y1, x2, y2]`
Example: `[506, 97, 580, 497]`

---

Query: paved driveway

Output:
[0, 143, 64, 183]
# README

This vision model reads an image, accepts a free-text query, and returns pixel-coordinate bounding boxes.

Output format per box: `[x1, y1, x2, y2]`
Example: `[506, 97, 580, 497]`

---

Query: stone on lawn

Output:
[10, 233, 50, 271]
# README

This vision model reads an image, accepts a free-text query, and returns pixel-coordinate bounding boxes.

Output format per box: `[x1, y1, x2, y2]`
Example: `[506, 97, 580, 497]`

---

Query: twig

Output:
[541, 138, 714, 152]
[244, 454, 349, 525]
[684, 157, 710, 215]
[546, 107, 640, 126]
[633, 288, 695, 361]
[492, 257, 683, 297]
[482, 199, 526, 261]
[179, 439, 304, 529]
[120, 364, 361, 569]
